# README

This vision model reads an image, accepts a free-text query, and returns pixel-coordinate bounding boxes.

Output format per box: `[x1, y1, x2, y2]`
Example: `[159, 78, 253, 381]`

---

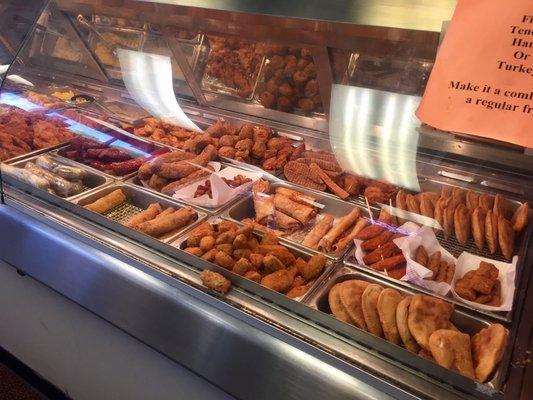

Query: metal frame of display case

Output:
[1, 1, 533, 400]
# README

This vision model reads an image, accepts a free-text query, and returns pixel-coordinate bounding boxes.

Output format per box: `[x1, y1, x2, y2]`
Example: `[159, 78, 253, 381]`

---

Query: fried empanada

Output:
[445, 263, 455, 284]
[328, 283, 353, 324]
[454, 203, 471, 246]
[408, 294, 454, 350]
[471, 324, 507, 383]
[361, 284, 383, 337]
[429, 330, 475, 379]
[414, 245, 429, 267]
[444, 199, 460, 239]
[478, 194, 494, 212]
[396, 296, 419, 353]
[436, 261, 449, 283]
[466, 190, 480, 212]
[493, 194, 508, 218]
[497, 215, 514, 261]
[377, 288, 402, 344]
[471, 207, 486, 250]
[339, 280, 370, 330]
[485, 210, 499, 254]
[406, 194, 420, 215]
[452, 187, 467, 202]
[396, 190, 408, 225]
[434, 196, 451, 231]
[420, 195, 434, 221]
[512, 202, 529, 232]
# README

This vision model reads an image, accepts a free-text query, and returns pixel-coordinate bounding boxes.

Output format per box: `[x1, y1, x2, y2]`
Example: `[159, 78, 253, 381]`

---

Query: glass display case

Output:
[1, 1, 532, 400]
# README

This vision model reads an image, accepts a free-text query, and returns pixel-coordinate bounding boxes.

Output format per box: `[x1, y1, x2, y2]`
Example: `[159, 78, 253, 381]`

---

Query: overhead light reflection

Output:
[117, 49, 202, 132]
[330, 85, 421, 191]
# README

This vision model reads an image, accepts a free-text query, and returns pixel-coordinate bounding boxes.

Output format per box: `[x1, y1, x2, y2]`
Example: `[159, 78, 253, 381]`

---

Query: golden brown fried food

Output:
[361, 284, 383, 337]
[370, 254, 406, 272]
[232, 233, 249, 249]
[408, 294, 454, 350]
[249, 253, 264, 270]
[339, 280, 370, 330]
[199, 235, 216, 252]
[302, 214, 334, 249]
[200, 270, 231, 294]
[396, 296, 420, 353]
[215, 243, 233, 255]
[454, 204, 471, 246]
[377, 288, 402, 344]
[420, 195, 435, 221]
[309, 162, 350, 200]
[452, 187, 467, 202]
[244, 270, 261, 283]
[471, 207, 487, 250]
[216, 230, 237, 245]
[214, 251, 235, 269]
[233, 248, 252, 260]
[414, 245, 429, 267]
[263, 254, 285, 273]
[355, 224, 385, 240]
[283, 161, 326, 191]
[497, 216, 514, 260]
[471, 324, 507, 382]
[360, 230, 393, 252]
[201, 248, 218, 262]
[396, 190, 408, 225]
[466, 191, 480, 212]
[233, 258, 252, 276]
[137, 207, 196, 238]
[185, 247, 203, 257]
[261, 269, 294, 292]
[426, 251, 441, 279]
[478, 194, 494, 212]
[299, 254, 326, 280]
[435, 261, 449, 283]
[124, 203, 162, 228]
[362, 242, 401, 265]
[443, 199, 460, 240]
[493, 194, 508, 218]
[418, 349, 434, 361]
[406, 194, 420, 215]
[286, 285, 309, 298]
[445, 263, 455, 284]
[511, 202, 529, 232]
[329, 283, 353, 324]
[485, 210, 499, 254]
[84, 189, 126, 214]
[429, 330, 475, 379]
[434, 196, 451, 231]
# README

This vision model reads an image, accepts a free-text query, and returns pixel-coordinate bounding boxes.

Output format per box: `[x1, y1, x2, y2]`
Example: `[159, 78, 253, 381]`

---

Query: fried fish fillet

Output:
[485, 210, 499, 254]
[377, 288, 403, 344]
[361, 284, 383, 337]
[408, 294, 454, 350]
[429, 330, 475, 380]
[339, 280, 370, 330]
[497, 215, 514, 261]
[328, 283, 353, 324]
[471, 324, 507, 382]
[454, 203, 471, 246]
[396, 296, 419, 353]
[471, 207, 486, 250]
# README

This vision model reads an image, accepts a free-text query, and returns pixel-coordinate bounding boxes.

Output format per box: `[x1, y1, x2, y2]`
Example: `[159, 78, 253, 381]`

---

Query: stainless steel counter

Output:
[0, 186, 475, 400]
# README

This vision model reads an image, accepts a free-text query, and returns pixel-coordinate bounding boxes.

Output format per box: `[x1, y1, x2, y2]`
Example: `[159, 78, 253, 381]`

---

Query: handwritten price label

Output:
[416, 0, 533, 148]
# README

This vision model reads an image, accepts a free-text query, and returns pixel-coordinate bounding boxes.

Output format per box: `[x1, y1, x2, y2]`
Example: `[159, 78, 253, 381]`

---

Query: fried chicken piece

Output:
[200, 270, 231, 294]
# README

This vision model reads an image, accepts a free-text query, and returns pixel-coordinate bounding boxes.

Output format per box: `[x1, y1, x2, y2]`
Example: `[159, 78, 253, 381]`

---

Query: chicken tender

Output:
[200, 270, 231, 294]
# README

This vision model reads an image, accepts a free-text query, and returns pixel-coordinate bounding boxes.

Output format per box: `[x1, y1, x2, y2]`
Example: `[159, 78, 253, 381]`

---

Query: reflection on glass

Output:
[117, 49, 202, 132]
[329, 84, 421, 193]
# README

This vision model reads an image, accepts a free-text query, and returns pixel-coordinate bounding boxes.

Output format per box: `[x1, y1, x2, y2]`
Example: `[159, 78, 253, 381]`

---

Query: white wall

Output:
[0, 260, 234, 400]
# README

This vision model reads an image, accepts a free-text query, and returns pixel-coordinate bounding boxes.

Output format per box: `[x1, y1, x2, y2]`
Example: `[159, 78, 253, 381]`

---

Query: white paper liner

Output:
[171, 165, 263, 208]
[393, 223, 457, 296]
[450, 253, 517, 312]
[353, 221, 456, 295]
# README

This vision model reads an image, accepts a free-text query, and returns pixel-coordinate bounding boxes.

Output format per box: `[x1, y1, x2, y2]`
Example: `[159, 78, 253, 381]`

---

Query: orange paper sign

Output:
[416, 0, 533, 148]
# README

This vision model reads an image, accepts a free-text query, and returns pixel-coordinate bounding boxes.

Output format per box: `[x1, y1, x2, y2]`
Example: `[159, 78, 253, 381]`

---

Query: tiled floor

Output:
[0, 347, 68, 400]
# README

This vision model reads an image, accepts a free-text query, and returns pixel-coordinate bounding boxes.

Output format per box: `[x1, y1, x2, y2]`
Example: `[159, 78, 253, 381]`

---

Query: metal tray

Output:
[304, 265, 507, 392]
[73, 183, 207, 245]
[170, 216, 336, 303]
[223, 181, 370, 261]
[8, 153, 113, 200]
[125, 164, 253, 215]
[199, 37, 267, 101]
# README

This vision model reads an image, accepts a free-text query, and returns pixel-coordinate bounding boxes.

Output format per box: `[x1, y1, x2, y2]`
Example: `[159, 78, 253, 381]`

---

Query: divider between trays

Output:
[302, 264, 506, 392]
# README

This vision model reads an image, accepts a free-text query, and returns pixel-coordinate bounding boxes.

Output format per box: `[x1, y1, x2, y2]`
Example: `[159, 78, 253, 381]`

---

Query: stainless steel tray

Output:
[73, 183, 207, 245]
[223, 181, 370, 261]
[125, 164, 253, 215]
[304, 265, 507, 391]
[170, 216, 336, 303]
[8, 153, 113, 200]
